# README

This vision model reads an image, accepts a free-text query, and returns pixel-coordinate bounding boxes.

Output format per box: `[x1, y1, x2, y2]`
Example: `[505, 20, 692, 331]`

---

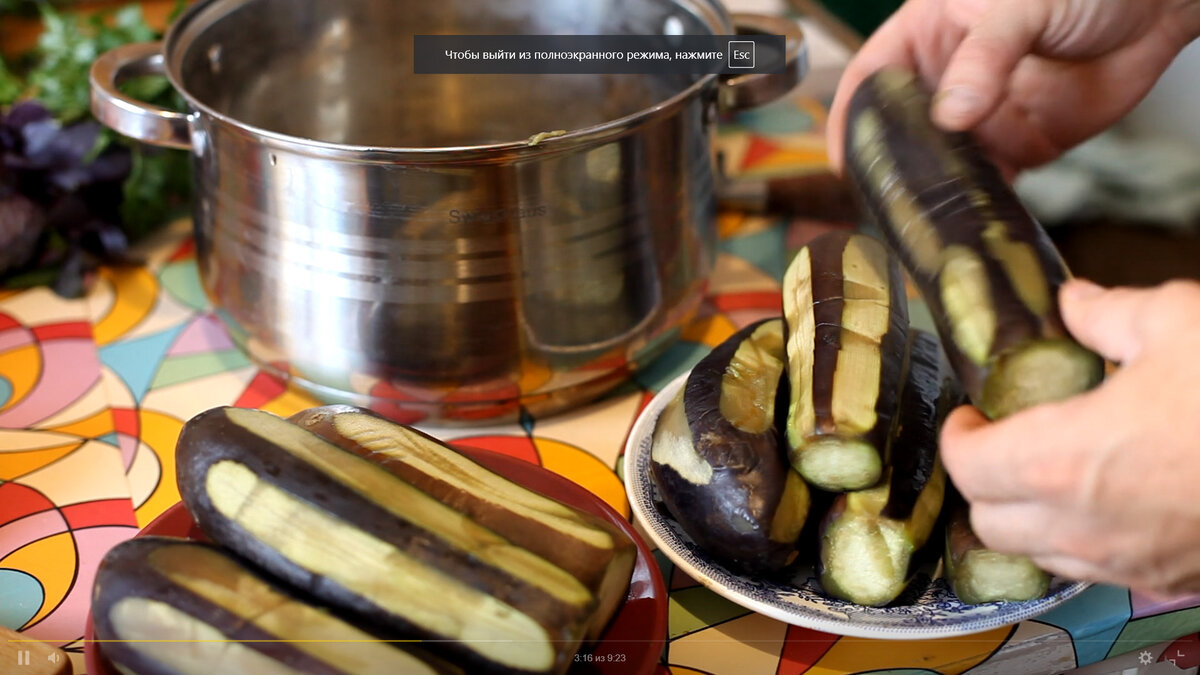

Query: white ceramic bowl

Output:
[624, 371, 1090, 640]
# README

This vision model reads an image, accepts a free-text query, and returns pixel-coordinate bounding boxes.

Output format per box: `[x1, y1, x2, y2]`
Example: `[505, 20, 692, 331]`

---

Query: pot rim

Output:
[162, 0, 732, 160]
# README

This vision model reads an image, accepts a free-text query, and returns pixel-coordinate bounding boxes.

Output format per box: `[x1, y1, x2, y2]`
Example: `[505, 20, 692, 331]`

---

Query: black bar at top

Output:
[413, 34, 787, 74]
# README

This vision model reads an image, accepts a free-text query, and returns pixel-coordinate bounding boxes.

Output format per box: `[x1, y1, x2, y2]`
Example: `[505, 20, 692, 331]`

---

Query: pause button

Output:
[16, 649, 31, 666]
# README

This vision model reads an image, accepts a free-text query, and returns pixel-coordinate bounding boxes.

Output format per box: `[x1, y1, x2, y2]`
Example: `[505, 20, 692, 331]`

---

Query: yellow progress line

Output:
[10, 639, 425, 644]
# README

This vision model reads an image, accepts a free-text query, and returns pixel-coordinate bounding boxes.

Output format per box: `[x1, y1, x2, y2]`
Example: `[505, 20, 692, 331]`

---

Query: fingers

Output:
[940, 393, 1107, 503]
[1060, 279, 1200, 363]
[932, 0, 1050, 130]
[939, 403, 1028, 502]
[968, 501, 1057, 557]
[1058, 279, 1146, 363]
[827, 0, 1048, 168]
[1028, 554, 1117, 587]
[825, 9, 922, 174]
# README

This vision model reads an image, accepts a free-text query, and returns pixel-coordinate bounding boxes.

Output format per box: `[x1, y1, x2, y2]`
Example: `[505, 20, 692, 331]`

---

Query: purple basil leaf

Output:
[80, 219, 130, 259]
[51, 246, 86, 298]
[0, 125, 15, 153]
[11, 119, 101, 171]
[0, 193, 46, 276]
[48, 166, 94, 191]
[44, 192, 91, 233]
[3, 100, 52, 130]
[15, 117, 62, 160]
[0, 101, 53, 152]
[82, 147, 133, 183]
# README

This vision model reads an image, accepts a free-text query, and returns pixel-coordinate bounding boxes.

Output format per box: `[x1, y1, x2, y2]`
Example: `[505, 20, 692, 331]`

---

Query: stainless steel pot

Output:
[90, 0, 805, 424]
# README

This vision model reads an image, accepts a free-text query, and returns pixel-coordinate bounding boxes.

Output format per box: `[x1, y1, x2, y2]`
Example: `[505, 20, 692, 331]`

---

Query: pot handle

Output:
[90, 41, 194, 150]
[718, 14, 808, 112]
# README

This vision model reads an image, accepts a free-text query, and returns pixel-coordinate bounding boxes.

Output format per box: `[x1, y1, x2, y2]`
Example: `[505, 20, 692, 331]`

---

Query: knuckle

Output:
[1046, 527, 1098, 563]
[1012, 406, 1088, 499]
[1148, 280, 1200, 324]
[1044, 513, 1123, 567]
[954, 33, 1013, 73]
[1158, 278, 1200, 299]
[967, 505, 1006, 548]
[1032, 554, 1094, 584]
[1021, 459, 1074, 500]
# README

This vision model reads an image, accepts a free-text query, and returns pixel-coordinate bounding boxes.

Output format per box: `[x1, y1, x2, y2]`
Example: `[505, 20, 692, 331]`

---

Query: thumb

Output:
[933, 0, 1048, 130]
[1058, 278, 1150, 363]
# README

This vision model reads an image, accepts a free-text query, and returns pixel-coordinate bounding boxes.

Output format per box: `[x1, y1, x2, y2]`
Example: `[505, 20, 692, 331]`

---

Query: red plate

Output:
[86, 447, 666, 675]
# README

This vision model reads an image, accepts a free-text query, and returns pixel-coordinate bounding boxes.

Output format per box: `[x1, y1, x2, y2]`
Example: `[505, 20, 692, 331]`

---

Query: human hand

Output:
[940, 278, 1200, 596]
[826, 0, 1200, 176]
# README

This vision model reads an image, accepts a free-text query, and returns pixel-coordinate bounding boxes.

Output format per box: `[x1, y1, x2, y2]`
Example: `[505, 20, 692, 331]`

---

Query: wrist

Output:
[1173, 0, 1200, 43]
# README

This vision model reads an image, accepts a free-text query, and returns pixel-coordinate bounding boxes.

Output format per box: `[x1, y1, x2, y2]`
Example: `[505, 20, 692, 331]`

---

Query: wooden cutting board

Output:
[0, 625, 72, 675]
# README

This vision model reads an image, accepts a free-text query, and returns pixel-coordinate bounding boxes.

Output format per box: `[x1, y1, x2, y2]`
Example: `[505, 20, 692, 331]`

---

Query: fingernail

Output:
[1063, 278, 1103, 302]
[933, 86, 981, 128]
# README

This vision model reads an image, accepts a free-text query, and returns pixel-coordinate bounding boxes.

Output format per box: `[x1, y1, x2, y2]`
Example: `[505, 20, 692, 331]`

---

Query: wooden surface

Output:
[1051, 221, 1200, 287]
[1, 625, 72, 675]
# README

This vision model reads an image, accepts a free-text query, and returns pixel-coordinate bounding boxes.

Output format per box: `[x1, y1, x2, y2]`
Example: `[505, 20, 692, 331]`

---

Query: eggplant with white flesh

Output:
[175, 406, 594, 675]
[93, 537, 461, 675]
[843, 68, 1102, 602]
[943, 487, 1050, 604]
[818, 330, 947, 606]
[782, 230, 910, 491]
[650, 318, 811, 576]
[287, 404, 635, 642]
[842, 67, 1104, 420]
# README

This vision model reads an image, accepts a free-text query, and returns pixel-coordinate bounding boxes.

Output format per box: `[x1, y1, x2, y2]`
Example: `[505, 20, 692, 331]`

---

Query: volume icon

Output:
[48, 651, 62, 664]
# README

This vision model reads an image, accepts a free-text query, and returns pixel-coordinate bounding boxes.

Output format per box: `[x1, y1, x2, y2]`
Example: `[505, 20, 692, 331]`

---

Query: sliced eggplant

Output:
[842, 67, 1104, 420]
[286, 404, 635, 642]
[782, 230, 910, 491]
[843, 67, 1104, 603]
[175, 406, 593, 675]
[943, 488, 1050, 604]
[650, 318, 811, 577]
[92, 537, 460, 675]
[818, 330, 947, 606]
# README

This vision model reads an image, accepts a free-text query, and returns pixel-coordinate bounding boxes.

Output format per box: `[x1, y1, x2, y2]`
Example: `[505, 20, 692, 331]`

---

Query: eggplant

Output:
[782, 230, 910, 491]
[175, 406, 593, 675]
[92, 537, 460, 675]
[842, 67, 1104, 420]
[843, 68, 1104, 602]
[818, 330, 947, 606]
[943, 488, 1050, 604]
[650, 318, 811, 577]
[287, 404, 636, 642]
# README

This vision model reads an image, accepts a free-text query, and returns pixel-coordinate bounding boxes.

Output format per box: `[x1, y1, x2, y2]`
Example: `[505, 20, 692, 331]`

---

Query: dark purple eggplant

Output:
[842, 67, 1104, 421]
[287, 404, 635, 642]
[818, 330, 947, 606]
[650, 318, 810, 577]
[175, 406, 593, 675]
[782, 230, 910, 491]
[943, 487, 1049, 604]
[92, 537, 460, 675]
[842, 67, 1103, 603]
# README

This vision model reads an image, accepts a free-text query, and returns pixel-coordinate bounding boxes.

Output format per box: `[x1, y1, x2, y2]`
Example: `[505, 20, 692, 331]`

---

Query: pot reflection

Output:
[90, 0, 803, 423]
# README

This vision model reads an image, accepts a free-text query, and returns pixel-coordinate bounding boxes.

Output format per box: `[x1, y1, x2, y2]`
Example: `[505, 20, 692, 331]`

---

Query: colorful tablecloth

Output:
[3, 92, 1200, 675]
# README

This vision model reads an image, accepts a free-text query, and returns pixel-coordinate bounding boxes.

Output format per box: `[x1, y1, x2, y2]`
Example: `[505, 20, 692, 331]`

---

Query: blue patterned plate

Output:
[624, 371, 1089, 640]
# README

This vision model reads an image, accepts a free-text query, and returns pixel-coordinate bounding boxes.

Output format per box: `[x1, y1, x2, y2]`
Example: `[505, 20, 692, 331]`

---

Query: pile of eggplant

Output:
[649, 67, 1104, 607]
[92, 405, 637, 675]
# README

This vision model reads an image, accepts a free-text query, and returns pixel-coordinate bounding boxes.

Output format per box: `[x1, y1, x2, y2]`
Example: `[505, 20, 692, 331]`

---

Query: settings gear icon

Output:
[1139, 650, 1155, 665]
